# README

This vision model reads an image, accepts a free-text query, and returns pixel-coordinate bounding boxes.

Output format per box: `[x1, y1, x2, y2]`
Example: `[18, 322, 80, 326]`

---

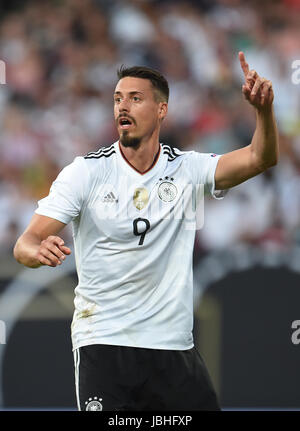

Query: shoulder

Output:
[57, 143, 116, 183]
[177, 148, 221, 164]
[161, 143, 188, 162]
[83, 143, 116, 161]
[79, 143, 117, 177]
[161, 144, 215, 164]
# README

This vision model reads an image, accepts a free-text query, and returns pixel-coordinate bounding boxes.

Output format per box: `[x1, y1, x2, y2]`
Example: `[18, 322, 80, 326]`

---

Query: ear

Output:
[158, 102, 168, 121]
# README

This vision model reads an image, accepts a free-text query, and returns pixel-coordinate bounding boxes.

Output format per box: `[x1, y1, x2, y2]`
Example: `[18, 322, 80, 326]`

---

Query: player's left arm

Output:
[214, 51, 279, 191]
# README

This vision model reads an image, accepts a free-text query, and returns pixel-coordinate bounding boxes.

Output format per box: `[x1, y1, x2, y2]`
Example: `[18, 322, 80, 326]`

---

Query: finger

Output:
[260, 80, 273, 105]
[37, 250, 61, 266]
[48, 236, 66, 249]
[239, 51, 249, 78]
[250, 77, 262, 100]
[246, 70, 258, 89]
[243, 83, 252, 93]
[46, 236, 70, 259]
[268, 83, 274, 104]
[43, 240, 65, 258]
[37, 254, 58, 267]
[59, 245, 72, 255]
[40, 240, 66, 262]
[242, 84, 251, 101]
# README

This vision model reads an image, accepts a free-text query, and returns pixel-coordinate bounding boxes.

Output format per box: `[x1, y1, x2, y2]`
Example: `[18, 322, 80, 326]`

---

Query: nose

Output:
[118, 97, 130, 113]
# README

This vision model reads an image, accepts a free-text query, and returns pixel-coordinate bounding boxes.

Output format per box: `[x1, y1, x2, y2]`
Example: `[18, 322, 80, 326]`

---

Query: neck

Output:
[119, 135, 161, 174]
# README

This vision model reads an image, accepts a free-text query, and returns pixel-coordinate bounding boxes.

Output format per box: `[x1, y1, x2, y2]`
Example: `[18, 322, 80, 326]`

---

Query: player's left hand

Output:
[239, 51, 274, 112]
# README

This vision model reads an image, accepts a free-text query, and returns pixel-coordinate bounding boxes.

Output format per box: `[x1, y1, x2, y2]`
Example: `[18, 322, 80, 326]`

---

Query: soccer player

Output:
[13, 52, 278, 411]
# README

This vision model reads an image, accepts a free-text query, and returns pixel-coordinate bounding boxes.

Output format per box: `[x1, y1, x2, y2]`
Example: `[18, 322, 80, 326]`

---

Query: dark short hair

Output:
[117, 65, 169, 103]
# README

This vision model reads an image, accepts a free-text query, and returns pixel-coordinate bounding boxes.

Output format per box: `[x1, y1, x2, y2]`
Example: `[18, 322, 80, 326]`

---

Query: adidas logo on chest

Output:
[101, 192, 118, 203]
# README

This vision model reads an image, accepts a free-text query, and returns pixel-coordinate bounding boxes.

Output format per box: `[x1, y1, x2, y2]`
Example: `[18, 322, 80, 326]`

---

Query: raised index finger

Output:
[239, 51, 249, 78]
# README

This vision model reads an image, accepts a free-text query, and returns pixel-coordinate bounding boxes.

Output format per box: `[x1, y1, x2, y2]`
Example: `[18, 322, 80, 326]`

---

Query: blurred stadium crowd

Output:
[0, 0, 300, 260]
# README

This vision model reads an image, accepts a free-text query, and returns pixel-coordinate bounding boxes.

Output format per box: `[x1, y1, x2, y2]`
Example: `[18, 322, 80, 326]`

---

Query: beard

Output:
[119, 132, 142, 148]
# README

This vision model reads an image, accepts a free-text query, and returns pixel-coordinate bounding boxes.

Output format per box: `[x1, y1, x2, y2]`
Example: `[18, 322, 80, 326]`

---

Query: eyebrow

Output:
[114, 91, 144, 96]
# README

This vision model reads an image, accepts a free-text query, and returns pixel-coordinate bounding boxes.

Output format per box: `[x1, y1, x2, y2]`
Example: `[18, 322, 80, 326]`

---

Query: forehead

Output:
[115, 77, 154, 95]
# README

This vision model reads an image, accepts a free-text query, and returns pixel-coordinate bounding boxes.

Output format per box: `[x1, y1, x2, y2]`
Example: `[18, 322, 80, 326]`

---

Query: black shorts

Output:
[73, 344, 220, 411]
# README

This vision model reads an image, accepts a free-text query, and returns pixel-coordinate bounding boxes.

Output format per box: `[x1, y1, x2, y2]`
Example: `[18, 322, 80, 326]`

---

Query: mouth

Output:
[118, 116, 134, 130]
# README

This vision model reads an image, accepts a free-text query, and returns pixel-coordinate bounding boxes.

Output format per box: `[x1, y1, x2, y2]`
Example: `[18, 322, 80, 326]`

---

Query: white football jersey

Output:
[35, 141, 224, 351]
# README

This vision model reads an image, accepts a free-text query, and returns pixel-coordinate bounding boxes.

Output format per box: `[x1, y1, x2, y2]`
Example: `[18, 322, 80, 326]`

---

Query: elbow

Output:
[13, 239, 22, 264]
[267, 141, 280, 168]
[268, 147, 279, 168]
[13, 235, 42, 268]
[257, 153, 279, 173]
[13, 236, 26, 266]
[267, 154, 279, 169]
[273, 152, 279, 166]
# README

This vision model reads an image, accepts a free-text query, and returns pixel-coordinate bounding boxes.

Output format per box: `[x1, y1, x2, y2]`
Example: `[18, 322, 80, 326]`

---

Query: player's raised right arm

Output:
[13, 214, 71, 268]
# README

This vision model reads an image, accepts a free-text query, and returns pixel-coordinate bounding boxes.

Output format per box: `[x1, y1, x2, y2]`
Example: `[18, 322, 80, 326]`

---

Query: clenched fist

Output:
[36, 236, 71, 267]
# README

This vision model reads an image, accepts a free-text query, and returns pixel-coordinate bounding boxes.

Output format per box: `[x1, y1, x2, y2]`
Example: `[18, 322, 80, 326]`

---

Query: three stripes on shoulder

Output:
[84, 144, 115, 159]
[162, 144, 181, 161]
[84, 144, 181, 161]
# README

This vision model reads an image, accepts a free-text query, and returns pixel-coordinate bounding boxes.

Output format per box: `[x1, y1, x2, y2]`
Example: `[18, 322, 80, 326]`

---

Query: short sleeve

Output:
[35, 156, 89, 224]
[186, 152, 227, 200]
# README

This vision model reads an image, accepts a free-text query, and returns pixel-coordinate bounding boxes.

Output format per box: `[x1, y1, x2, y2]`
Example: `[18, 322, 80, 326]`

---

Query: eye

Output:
[133, 96, 141, 102]
[114, 97, 121, 103]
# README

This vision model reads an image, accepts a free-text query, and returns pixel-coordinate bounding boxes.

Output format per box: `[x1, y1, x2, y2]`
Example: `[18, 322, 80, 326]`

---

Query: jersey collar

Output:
[115, 141, 165, 179]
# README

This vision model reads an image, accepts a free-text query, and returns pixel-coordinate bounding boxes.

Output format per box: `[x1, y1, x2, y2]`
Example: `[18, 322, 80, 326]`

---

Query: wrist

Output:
[255, 104, 274, 117]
